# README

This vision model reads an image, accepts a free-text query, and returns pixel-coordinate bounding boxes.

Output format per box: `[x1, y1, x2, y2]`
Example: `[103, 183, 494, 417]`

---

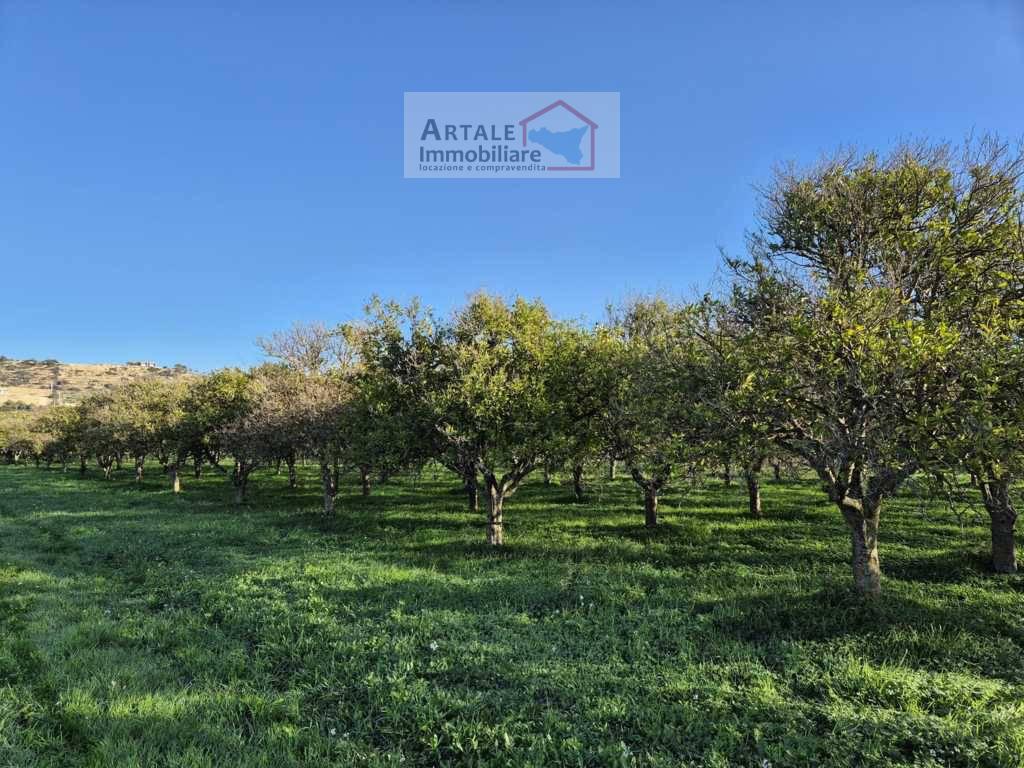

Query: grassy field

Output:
[0, 464, 1022, 767]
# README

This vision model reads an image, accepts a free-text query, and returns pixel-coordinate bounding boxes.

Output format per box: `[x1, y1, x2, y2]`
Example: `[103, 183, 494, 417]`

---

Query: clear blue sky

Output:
[2, 1, 1022, 370]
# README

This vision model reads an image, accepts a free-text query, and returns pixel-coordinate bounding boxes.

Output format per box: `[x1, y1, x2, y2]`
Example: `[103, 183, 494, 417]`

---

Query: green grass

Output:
[0, 463, 1022, 767]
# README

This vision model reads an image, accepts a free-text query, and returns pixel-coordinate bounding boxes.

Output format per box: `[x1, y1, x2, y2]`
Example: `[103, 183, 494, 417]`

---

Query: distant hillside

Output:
[0, 357, 193, 409]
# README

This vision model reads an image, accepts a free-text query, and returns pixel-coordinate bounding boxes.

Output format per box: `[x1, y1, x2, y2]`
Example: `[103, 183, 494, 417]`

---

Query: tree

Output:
[178, 369, 254, 493]
[257, 322, 347, 374]
[895, 139, 1019, 577]
[596, 298, 715, 527]
[950, 327, 1024, 572]
[36, 405, 79, 471]
[259, 323, 354, 515]
[348, 299, 482, 512]
[216, 373, 266, 504]
[925, 140, 1024, 572]
[340, 380, 420, 496]
[41, 404, 88, 474]
[75, 392, 123, 479]
[354, 294, 560, 545]
[694, 297, 776, 518]
[730, 139, 1020, 594]
[249, 363, 304, 489]
[293, 370, 351, 514]
[0, 411, 43, 465]
[113, 378, 186, 484]
[545, 322, 621, 502]
[441, 294, 562, 544]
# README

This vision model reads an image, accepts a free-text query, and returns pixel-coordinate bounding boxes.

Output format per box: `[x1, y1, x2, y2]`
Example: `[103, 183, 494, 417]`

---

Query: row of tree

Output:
[2, 138, 1021, 596]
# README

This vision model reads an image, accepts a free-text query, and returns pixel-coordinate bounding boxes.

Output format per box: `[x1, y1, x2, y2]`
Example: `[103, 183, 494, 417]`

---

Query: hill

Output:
[0, 357, 192, 408]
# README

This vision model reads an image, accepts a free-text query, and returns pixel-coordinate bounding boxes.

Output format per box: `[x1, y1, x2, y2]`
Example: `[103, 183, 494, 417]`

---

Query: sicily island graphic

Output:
[527, 125, 590, 165]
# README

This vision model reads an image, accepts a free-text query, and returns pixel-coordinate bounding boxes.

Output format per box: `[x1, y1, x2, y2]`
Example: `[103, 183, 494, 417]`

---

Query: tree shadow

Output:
[695, 582, 1024, 681]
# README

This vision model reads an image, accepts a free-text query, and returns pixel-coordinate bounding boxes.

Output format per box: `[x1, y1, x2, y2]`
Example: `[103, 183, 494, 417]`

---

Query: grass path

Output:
[1, 464, 1022, 767]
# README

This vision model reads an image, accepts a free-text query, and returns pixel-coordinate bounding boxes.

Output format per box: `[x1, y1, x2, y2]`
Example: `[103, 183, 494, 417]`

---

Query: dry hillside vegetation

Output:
[0, 358, 191, 408]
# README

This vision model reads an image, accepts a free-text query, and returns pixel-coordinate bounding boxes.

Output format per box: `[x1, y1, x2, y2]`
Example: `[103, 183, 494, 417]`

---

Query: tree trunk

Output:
[135, 456, 145, 485]
[486, 481, 504, 546]
[171, 465, 181, 494]
[842, 499, 882, 596]
[464, 468, 479, 513]
[359, 466, 371, 496]
[572, 464, 584, 501]
[745, 457, 764, 518]
[79, 457, 87, 476]
[320, 460, 336, 516]
[981, 478, 1017, 574]
[543, 467, 552, 485]
[629, 466, 662, 527]
[61, 458, 68, 473]
[286, 455, 297, 489]
[193, 458, 202, 478]
[745, 470, 761, 518]
[608, 457, 616, 480]
[723, 459, 732, 486]
[234, 474, 247, 505]
[771, 461, 781, 482]
[644, 487, 659, 527]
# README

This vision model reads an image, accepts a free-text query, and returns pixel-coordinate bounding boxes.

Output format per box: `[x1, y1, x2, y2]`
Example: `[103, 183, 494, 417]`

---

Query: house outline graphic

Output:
[518, 100, 598, 171]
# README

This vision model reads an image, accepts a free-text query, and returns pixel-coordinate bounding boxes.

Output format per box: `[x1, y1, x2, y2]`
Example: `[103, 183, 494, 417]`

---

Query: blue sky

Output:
[2, 1, 1022, 370]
